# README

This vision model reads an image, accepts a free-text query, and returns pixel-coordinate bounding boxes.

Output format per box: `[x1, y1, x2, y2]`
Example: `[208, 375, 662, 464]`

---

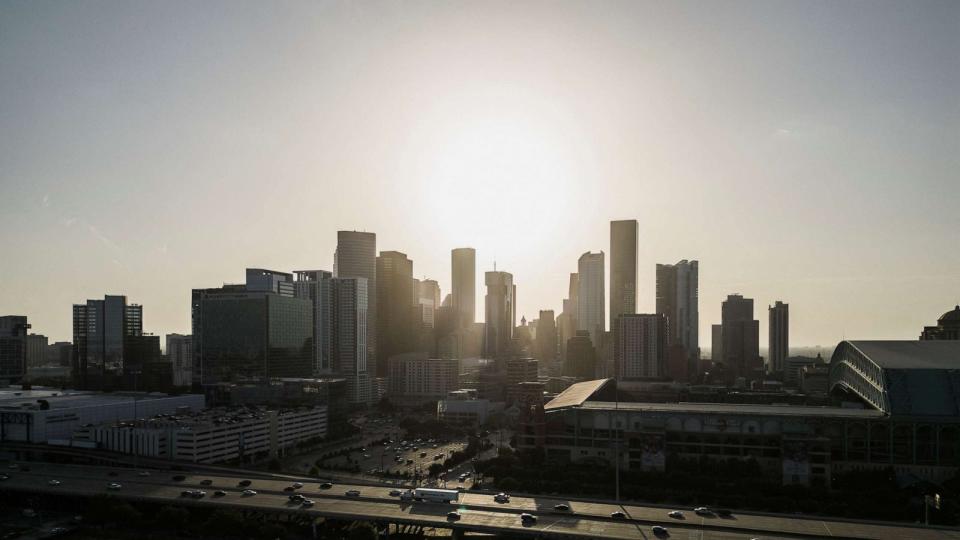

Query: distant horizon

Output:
[1, 1, 957, 346]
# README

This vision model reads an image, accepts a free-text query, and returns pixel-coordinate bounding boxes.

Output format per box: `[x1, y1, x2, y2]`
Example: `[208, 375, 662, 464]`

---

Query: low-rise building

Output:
[0, 387, 204, 443]
[387, 353, 459, 402]
[75, 405, 327, 464]
[437, 389, 499, 426]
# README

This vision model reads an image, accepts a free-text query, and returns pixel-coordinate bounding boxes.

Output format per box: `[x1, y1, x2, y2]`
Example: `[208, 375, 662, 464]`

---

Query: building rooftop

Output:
[845, 340, 960, 369]
[577, 401, 884, 419]
[0, 387, 198, 411]
[544, 378, 613, 411]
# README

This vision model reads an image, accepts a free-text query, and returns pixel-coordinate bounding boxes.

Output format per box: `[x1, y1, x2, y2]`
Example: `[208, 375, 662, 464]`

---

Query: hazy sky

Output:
[1, 1, 958, 348]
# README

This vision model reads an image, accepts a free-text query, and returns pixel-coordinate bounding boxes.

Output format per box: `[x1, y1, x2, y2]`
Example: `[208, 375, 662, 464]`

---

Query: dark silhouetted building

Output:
[0, 316, 29, 383]
[451, 247, 476, 329]
[484, 270, 515, 359]
[536, 310, 558, 373]
[376, 251, 415, 377]
[25, 334, 47, 368]
[564, 330, 596, 380]
[656, 260, 699, 380]
[768, 301, 789, 375]
[720, 294, 761, 383]
[167, 333, 193, 387]
[614, 313, 668, 380]
[72, 296, 143, 390]
[610, 219, 637, 326]
[293, 270, 333, 375]
[920, 305, 960, 340]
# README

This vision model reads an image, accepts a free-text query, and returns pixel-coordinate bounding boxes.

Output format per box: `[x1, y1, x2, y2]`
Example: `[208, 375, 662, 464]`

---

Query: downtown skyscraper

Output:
[483, 270, 515, 359]
[610, 219, 638, 326]
[294, 270, 334, 375]
[614, 313, 668, 379]
[577, 251, 605, 348]
[656, 260, 699, 380]
[769, 301, 789, 375]
[376, 250, 415, 377]
[72, 295, 143, 389]
[335, 231, 377, 372]
[451, 247, 476, 329]
[720, 293, 761, 383]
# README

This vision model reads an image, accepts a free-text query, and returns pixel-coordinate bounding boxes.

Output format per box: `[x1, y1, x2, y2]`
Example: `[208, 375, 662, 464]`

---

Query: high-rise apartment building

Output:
[483, 270, 515, 359]
[335, 231, 377, 366]
[0, 316, 29, 383]
[166, 333, 193, 387]
[720, 294, 761, 382]
[614, 313, 668, 380]
[768, 301, 789, 375]
[293, 270, 333, 375]
[451, 248, 476, 328]
[331, 277, 371, 403]
[610, 220, 638, 325]
[577, 251, 605, 348]
[656, 260, 699, 379]
[376, 251, 415, 377]
[72, 295, 143, 389]
[386, 353, 459, 400]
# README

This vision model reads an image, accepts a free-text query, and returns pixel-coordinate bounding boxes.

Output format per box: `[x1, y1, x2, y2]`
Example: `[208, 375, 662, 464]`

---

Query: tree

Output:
[498, 477, 520, 491]
[346, 521, 378, 540]
[156, 506, 190, 531]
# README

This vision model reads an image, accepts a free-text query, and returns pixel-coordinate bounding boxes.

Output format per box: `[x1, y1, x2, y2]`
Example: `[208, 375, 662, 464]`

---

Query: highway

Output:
[2, 461, 958, 540]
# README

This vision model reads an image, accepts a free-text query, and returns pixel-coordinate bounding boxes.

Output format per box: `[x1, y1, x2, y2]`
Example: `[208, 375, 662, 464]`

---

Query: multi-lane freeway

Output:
[1, 461, 957, 540]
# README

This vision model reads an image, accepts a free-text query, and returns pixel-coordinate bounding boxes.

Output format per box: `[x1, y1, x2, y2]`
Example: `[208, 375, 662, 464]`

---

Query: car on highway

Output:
[611, 511, 627, 519]
[652, 525, 669, 537]
[0, 474, 8, 481]
[241, 489, 257, 497]
[668, 510, 684, 519]
[137, 471, 150, 477]
[200, 479, 213, 486]
[320, 482, 333, 489]
[520, 513, 537, 524]
[389, 489, 402, 496]
[345, 489, 361, 497]
[694, 506, 712, 516]
[446, 511, 461, 520]
[716, 508, 732, 517]
[284, 486, 296, 492]
[292, 482, 303, 489]
[494, 492, 510, 503]
[48, 479, 62, 486]
[553, 504, 571, 512]
[107, 482, 122, 490]
[7, 464, 18, 470]
[214, 490, 226, 497]
[288, 494, 304, 502]
[301, 499, 314, 507]
[238, 479, 252, 487]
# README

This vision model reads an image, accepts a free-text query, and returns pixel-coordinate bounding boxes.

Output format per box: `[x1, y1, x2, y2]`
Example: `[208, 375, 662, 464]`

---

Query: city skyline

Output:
[1, 1, 957, 347]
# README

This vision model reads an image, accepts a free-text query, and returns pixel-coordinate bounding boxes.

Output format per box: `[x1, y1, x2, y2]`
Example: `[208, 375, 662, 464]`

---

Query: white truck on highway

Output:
[401, 488, 459, 503]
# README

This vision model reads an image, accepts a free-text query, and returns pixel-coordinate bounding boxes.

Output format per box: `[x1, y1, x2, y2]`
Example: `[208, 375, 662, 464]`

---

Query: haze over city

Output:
[1, 0, 958, 347]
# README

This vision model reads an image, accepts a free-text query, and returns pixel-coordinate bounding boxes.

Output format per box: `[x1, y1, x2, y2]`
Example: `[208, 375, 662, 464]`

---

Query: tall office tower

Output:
[191, 283, 312, 386]
[563, 330, 597, 379]
[577, 251, 605, 348]
[768, 301, 789, 375]
[655, 260, 699, 380]
[245, 268, 294, 296]
[72, 295, 143, 390]
[610, 220, 638, 325]
[536, 310, 558, 371]
[335, 231, 377, 365]
[376, 251, 414, 377]
[614, 313, 668, 380]
[294, 270, 334, 375]
[166, 333, 193, 387]
[25, 334, 48, 368]
[557, 273, 579, 364]
[451, 247, 476, 328]
[416, 279, 442, 328]
[711, 324, 723, 365]
[483, 270, 515, 359]
[720, 294, 761, 382]
[332, 277, 371, 403]
[0, 316, 29, 383]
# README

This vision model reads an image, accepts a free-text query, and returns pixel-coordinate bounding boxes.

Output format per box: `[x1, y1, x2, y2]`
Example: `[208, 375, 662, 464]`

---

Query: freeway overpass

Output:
[1, 461, 957, 540]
